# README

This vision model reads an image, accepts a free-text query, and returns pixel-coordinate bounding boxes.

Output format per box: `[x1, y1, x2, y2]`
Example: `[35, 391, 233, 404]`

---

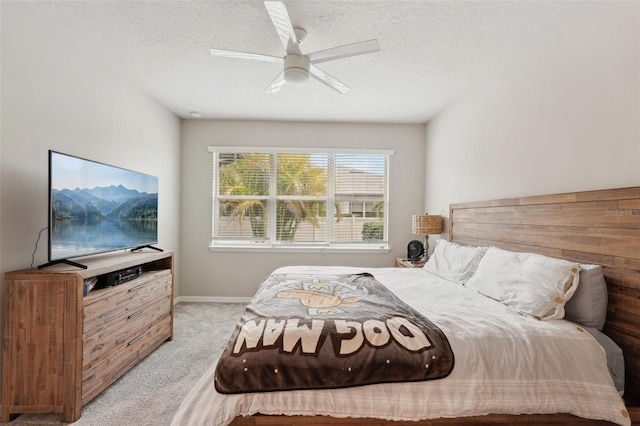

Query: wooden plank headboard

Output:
[449, 186, 640, 401]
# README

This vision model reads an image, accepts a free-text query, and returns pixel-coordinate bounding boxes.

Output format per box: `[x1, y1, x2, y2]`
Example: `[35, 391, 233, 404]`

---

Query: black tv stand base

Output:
[130, 245, 163, 253]
[38, 259, 88, 270]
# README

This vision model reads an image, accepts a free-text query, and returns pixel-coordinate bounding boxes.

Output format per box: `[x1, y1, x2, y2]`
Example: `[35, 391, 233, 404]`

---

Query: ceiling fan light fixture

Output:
[284, 54, 310, 83]
[284, 67, 309, 83]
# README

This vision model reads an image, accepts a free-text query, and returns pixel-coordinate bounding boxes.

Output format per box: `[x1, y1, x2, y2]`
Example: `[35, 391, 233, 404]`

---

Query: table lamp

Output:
[412, 214, 443, 260]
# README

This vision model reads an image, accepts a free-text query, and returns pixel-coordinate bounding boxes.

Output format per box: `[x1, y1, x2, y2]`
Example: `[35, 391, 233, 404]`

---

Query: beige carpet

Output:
[2, 302, 245, 426]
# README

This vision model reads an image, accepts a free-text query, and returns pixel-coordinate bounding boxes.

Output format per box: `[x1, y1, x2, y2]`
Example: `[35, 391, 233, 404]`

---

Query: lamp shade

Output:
[412, 214, 443, 235]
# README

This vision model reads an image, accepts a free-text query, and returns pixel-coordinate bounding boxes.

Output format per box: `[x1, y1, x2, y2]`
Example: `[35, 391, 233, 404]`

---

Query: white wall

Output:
[424, 1, 640, 237]
[0, 3, 181, 303]
[180, 120, 425, 297]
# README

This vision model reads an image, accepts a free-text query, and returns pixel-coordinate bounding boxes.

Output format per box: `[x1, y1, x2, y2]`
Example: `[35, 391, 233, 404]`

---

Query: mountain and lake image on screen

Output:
[48, 151, 158, 262]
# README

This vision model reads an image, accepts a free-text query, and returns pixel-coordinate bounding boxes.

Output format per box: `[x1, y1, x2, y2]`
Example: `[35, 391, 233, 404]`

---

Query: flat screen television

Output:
[40, 150, 160, 269]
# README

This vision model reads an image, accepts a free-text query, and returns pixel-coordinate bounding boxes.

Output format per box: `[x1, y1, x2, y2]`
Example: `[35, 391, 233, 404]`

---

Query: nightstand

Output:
[395, 257, 427, 268]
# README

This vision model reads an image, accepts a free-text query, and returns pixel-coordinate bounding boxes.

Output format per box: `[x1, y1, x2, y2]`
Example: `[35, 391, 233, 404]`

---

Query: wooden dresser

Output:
[1, 250, 174, 422]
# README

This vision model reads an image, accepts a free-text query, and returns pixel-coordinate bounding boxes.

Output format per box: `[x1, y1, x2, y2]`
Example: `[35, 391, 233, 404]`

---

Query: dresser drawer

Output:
[81, 315, 172, 404]
[82, 295, 171, 371]
[83, 270, 172, 337]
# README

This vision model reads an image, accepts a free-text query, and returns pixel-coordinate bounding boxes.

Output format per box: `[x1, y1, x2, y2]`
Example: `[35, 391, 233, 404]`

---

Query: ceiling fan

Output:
[210, 1, 380, 94]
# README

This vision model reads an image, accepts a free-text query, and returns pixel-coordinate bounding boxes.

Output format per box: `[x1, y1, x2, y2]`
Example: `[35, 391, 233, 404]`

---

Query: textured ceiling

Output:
[24, 1, 572, 123]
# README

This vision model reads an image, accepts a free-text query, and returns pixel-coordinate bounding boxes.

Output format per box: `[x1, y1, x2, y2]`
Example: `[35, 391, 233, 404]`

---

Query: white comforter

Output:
[171, 266, 630, 426]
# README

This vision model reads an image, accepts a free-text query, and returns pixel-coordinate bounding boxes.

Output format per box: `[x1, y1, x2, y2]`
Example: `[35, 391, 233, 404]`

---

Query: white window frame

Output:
[208, 146, 392, 253]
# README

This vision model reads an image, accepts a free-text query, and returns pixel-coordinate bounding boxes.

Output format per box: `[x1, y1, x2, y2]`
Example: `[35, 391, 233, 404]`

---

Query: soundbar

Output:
[97, 266, 143, 289]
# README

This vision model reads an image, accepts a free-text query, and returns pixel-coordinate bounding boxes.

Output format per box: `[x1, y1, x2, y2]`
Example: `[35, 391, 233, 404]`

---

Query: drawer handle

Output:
[127, 332, 145, 346]
[128, 283, 146, 292]
[128, 307, 146, 319]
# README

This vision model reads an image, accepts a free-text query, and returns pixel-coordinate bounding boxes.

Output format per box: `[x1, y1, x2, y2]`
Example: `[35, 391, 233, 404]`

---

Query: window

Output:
[209, 147, 392, 252]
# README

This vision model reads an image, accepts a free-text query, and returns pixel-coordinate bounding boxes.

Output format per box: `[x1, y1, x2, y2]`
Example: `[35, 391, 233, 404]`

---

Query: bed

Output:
[172, 186, 640, 425]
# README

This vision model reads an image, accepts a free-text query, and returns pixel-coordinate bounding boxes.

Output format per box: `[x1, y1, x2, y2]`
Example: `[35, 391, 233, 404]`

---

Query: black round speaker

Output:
[407, 240, 424, 260]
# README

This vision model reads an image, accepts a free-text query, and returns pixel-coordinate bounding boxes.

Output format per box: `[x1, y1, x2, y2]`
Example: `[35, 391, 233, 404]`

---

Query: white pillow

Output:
[423, 240, 488, 284]
[465, 247, 580, 320]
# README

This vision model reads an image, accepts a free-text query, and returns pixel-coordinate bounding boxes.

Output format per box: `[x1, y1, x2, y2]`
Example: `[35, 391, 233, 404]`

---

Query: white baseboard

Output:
[174, 295, 251, 304]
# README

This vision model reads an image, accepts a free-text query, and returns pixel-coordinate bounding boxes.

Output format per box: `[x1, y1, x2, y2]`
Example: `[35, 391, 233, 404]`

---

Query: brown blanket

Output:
[214, 272, 454, 394]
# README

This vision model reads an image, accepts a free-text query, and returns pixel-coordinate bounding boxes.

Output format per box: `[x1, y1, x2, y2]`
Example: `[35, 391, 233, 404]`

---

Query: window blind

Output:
[210, 147, 391, 250]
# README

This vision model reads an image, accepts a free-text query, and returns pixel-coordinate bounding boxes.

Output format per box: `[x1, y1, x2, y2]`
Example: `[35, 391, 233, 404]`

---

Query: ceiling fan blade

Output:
[266, 71, 286, 94]
[307, 39, 380, 64]
[210, 48, 282, 63]
[264, 1, 298, 51]
[310, 65, 350, 94]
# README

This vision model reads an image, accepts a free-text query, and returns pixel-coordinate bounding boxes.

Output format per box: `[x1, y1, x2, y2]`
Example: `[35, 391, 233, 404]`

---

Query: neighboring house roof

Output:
[335, 167, 384, 197]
